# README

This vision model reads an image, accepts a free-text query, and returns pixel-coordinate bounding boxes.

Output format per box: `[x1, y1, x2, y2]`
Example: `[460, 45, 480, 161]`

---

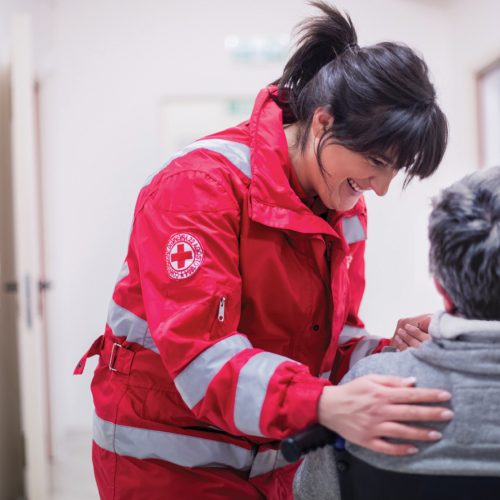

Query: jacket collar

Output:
[247, 86, 362, 242]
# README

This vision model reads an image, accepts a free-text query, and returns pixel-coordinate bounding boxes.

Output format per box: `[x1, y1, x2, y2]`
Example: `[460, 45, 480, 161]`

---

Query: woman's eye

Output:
[369, 157, 386, 167]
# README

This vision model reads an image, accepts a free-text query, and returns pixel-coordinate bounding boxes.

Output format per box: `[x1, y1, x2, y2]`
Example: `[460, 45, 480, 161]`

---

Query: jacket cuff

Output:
[286, 372, 332, 432]
[261, 367, 331, 439]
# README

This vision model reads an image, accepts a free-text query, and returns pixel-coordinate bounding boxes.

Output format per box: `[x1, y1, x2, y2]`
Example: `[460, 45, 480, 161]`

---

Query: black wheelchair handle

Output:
[280, 424, 337, 462]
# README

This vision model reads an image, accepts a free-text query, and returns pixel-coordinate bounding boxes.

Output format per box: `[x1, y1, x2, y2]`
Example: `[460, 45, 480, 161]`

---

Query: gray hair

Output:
[428, 166, 500, 320]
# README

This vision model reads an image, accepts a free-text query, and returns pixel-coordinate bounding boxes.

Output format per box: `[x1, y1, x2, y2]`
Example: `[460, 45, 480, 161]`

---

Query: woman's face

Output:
[309, 143, 398, 212]
[289, 108, 398, 212]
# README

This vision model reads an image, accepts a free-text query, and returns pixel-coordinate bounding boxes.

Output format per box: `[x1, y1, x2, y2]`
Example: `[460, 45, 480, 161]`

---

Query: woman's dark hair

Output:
[274, 1, 448, 185]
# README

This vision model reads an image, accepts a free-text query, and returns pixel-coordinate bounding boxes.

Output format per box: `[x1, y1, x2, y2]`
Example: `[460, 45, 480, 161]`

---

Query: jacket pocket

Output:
[208, 289, 241, 338]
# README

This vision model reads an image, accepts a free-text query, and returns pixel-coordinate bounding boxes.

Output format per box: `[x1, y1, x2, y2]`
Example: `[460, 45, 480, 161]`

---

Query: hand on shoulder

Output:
[317, 374, 452, 456]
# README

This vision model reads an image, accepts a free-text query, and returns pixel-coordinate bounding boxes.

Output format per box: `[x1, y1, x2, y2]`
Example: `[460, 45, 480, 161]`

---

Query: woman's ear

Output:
[433, 277, 455, 313]
[311, 107, 334, 137]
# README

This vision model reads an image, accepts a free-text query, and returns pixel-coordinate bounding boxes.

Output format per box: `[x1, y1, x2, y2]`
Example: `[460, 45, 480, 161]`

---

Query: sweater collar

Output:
[429, 310, 500, 340]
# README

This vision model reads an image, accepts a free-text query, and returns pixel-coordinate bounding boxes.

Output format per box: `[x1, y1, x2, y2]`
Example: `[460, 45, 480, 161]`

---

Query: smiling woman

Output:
[285, 118, 399, 211]
[78, 2, 450, 499]
[277, 9, 448, 207]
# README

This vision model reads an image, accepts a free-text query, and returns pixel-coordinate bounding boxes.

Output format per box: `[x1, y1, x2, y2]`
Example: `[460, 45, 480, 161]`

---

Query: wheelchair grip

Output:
[280, 424, 337, 462]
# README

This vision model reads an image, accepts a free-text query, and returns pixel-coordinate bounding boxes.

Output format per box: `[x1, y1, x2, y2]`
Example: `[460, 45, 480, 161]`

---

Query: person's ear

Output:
[311, 107, 333, 138]
[433, 277, 455, 313]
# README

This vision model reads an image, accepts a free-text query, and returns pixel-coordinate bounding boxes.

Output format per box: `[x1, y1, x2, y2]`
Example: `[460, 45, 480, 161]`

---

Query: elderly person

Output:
[294, 166, 500, 499]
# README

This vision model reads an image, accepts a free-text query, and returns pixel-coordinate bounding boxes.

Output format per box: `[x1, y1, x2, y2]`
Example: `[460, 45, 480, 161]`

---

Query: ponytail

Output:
[276, 2, 357, 108]
[272, 2, 448, 184]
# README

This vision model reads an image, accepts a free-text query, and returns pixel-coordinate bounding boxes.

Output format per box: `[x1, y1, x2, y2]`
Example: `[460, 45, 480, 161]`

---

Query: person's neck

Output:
[284, 123, 314, 196]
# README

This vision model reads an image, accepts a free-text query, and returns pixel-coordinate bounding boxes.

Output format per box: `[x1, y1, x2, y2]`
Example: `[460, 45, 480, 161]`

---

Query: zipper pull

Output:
[218, 297, 226, 322]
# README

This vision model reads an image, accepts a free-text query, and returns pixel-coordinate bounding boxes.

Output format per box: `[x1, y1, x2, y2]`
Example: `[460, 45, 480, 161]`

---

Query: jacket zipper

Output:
[217, 297, 226, 322]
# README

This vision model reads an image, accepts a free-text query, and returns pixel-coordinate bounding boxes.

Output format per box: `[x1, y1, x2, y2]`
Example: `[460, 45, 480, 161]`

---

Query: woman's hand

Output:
[318, 375, 453, 455]
[390, 314, 432, 351]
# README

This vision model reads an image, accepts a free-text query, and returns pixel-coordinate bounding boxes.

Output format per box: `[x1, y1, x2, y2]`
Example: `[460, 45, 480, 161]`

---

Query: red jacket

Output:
[76, 86, 388, 493]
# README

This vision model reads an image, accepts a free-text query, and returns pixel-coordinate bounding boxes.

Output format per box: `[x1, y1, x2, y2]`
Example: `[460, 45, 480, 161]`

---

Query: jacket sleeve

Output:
[331, 209, 390, 384]
[132, 167, 330, 440]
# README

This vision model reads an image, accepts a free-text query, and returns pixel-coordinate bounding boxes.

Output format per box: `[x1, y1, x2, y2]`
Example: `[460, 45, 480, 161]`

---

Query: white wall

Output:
[0, 1, 54, 496]
[480, 66, 500, 167]
[448, 0, 500, 168]
[33, 0, 500, 455]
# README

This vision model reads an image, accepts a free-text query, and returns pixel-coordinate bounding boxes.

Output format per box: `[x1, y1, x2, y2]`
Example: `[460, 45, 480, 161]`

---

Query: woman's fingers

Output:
[353, 374, 452, 407]
[404, 323, 431, 343]
[393, 324, 431, 350]
[384, 385, 451, 404]
[360, 421, 446, 455]
[377, 422, 443, 442]
[318, 377, 454, 456]
[366, 374, 418, 387]
[391, 322, 431, 351]
[416, 315, 432, 332]
[397, 328, 420, 347]
[365, 438, 419, 456]
[396, 328, 417, 347]
[382, 404, 454, 422]
[393, 313, 432, 338]
[361, 376, 454, 421]
[390, 333, 409, 351]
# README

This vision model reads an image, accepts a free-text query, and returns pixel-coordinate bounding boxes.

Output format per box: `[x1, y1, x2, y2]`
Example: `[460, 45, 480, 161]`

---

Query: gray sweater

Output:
[294, 311, 500, 500]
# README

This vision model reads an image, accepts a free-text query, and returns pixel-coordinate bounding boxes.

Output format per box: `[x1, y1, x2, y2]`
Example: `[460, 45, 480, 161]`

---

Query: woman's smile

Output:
[347, 177, 367, 194]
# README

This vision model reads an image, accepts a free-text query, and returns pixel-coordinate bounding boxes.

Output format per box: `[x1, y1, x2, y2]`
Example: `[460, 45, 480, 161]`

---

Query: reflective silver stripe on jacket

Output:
[116, 261, 129, 284]
[319, 370, 332, 380]
[107, 299, 159, 353]
[348, 337, 382, 368]
[174, 334, 253, 409]
[93, 413, 289, 476]
[338, 325, 381, 368]
[174, 139, 252, 179]
[342, 215, 366, 244]
[248, 448, 290, 478]
[234, 352, 294, 437]
[338, 325, 369, 343]
[145, 139, 252, 186]
[93, 412, 252, 469]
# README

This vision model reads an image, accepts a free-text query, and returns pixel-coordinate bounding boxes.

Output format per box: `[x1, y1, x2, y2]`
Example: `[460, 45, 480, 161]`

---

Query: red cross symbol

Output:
[171, 243, 193, 269]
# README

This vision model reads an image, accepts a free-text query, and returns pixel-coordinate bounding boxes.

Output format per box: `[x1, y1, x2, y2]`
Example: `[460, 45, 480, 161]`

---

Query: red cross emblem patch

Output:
[166, 233, 204, 280]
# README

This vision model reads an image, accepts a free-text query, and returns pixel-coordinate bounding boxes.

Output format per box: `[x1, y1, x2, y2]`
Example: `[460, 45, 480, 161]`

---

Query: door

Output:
[10, 14, 50, 500]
